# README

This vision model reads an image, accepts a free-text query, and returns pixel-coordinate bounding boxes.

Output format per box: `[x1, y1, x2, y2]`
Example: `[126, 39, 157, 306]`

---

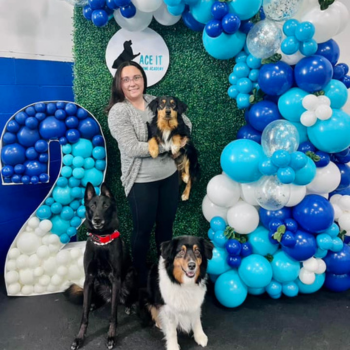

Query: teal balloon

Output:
[248, 226, 279, 256]
[228, 0, 262, 20]
[60, 234, 70, 244]
[248, 287, 265, 295]
[220, 139, 264, 183]
[271, 250, 300, 284]
[207, 247, 231, 275]
[297, 273, 326, 294]
[315, 248, 328, 259]
[84, 157, 95, 169]
[81, 168, 103, 187]
[213, 230, 228, 248]
[317, 233, 333, 250]
[95, 160, 106, 171]
[278, 88, 308, 122]
[323, 223, 339, 238]
[203, 30, 246, 60]
[77, 205, 86, 218]
[307, 109, 350, 153]
[190, 0, 215, 24]
[60, 206, 75, 220]
[324, 79, 348, 109]
[51, 215, 71, 235]
[289, 121, 308, 144]
[265, 279, 282, 297]
[36, 205, 52, 219]
[215, 269, 248, 308]
[282, 281, 299, 297]
[70, 216, 82, 227]
[293, 157, 316, 185]
[72, 138, 93, 158]
[51, 202, 63, 214]
[238, 254, 273, 288]
[53, 186, 73, 205]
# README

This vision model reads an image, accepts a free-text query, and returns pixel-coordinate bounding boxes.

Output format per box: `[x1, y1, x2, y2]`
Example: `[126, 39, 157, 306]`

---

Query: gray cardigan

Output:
[108, 94, 192, 196]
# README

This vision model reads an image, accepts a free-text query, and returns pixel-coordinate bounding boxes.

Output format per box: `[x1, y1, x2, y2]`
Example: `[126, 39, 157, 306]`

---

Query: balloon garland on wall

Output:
[1, 102, 107, 296]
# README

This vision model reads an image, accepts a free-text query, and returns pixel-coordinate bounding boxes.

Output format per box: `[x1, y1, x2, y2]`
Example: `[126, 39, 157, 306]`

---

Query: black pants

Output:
[127, 171, 179, 287]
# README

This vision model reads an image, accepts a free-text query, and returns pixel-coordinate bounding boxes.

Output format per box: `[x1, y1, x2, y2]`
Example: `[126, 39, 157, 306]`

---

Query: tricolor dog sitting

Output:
[140, 236, 214, 350]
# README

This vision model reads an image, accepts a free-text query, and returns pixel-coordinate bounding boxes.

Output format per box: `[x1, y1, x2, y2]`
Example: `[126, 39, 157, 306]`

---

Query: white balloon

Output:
[51, 274, 63, 286]
[332, 203, 342, 220]
[17, 232, 41, 255]
[34, 266, 44, 277]
[37, 245, 50, 259]
[315, 105, 332, 120]
[34, 228, 46, 237]
[317, 95, 331, 106]
[8, 248, 20, 259]
[28, 254, 41, 268]
[303, 257, 318, 272]
[57, 266, 68, 276]
[43, 257, 57, 274]
[330, 194, 342, 205]
[332, 1, 349, 34]
[47, 284, 58, 293]
[306, 190, 329, 199]
[77, 256, 84, 269]
[338, 213, 350, 231]
[114, 8, 153, 32]
[338, 195, 350, 211]
[153, 1, 181, 25]
[39, 275, 51, 286]
[240, 183, 259, 206]
[48, 234, 60, 245]
[280, 50, 305, 65]
[302, 94, 319, 111]
[6, 271, 19, 284]
[227, 200, 259, 234]
[56, 250, 71, 266]
[286, 184, 306, 207]
[19, 269, 34, 285]
[49, 244, 60, 254]
[34, 284, 46, 294]
[16, 254, 29, 269]
[6, 260, 17, 271]
[132, 0, 162, 12]
[299, 267, 316, 285]
[26, 226, 33, 232]
[39, 219, 53, 233]
[315, 258, 326, 274]
[8, 283, 21, 295]
[207, 174, 241, 208]
[28, 217, 40, 228]
[68, 265, 83, 280]
[70, 248, 82, 260]
[202, 195, 228, 223]
[300, 111, 317, 127]
[22, 285, 34, 295]
[306, 161, 341, 194]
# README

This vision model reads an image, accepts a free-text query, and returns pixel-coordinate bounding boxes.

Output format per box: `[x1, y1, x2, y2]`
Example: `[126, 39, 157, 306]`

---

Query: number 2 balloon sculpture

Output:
[1, 101, 107, 296]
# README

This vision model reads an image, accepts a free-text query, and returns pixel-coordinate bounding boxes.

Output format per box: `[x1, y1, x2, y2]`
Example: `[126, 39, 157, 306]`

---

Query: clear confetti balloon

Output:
[246, 20, 282, 59]
[263, 0, 303, 22]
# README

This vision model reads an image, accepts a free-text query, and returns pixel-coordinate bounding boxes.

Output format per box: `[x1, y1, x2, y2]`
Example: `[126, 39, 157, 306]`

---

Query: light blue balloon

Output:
[73, 167, 85, 179]
[229, 73, 238, 84]
[228, 85, 239, 99]
[248, 287, 265, 295]
[70, 200, 81, 210]
[215, 269, 248, 308]
[51, 215, 71, 235]
[69, 177, 81, 188]
[278, 88, 308, 122]
[167, 3, 185, 16]
[208, 228, 215, 240]
[190, 0, 215, 24]
[307, 109, 350, 153]
[207, 247, 231, 275]
[296, 273, 325, 294]
[81, 168, 103, 187]
[289, 121, 308, 144]
[210, 216, 226, 232]
[71, 187, 83, 199]
[238, 254, 273, 288]
[299, 39, 318, 56]
[203, 30, 246, 60]
[213, 230, 228, 248]
[60, 206, 75, 220]
[248, 226, 279, 256]
[84, 157, 95, 169]
[61, 166, 72, 178]
[60, 234, 70, 244]
[95, 160, 106, 171]
[36, 205, 52, 219]
[220, 139, 264, 183]
[53, 186, 73, 205]
[317, 233, 333, 250]
[62, 144, 72, 155]
[72, 138, 93, 158]
[72, 156, 84, 168]
[70, 216, 82, 227]
[281, 36, 299, 55]
[293, 157, 316, 186]
[228, 0, 262, 20]
[322, 223, 339, 238]
[265, 279, 282, 297]
[63, 154, 74, 166]
[282, 281, 299, 297]
[57, 177, 68, 187]
[51, 202, 63, 214]
[331, 237, 344, 252]
[237, 78, 253, 94]
[314, 247, 328, 258]
[236, 93, 251, 109]
[271, 250, 300, 283]
[324, 79, 348, 109]
[235, 51, 248, 63]
[233, 63, 250, 78]
[246, 55, 261, 69]
[67, 227, 77, 237]
[77, 205, 86, 218]
[249, 69, 260, 82]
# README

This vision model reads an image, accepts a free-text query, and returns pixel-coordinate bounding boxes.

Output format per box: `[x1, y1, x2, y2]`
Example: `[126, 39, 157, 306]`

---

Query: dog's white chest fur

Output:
[158, 257, 206, 333]
[161, 130, 173, 152]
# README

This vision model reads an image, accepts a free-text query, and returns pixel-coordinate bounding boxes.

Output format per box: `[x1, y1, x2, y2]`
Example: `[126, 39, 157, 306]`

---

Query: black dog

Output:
[147, 96, 200, 201]
[65, 182, 137, 350]
[139, 236, 214, 350]
[112, 40, 140, 69]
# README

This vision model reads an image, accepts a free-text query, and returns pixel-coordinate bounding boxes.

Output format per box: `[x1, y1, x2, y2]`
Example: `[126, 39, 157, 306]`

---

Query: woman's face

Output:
[120, 65, 144, 102]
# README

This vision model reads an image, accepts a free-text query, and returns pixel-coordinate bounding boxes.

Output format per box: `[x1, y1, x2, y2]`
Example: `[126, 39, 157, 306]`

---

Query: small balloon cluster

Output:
[82, 0, 119, 27]
[300, 94, 332, 127]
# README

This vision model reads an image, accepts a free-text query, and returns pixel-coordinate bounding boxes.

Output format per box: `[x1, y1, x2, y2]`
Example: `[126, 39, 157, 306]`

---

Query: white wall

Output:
[0, 0, 74, 62]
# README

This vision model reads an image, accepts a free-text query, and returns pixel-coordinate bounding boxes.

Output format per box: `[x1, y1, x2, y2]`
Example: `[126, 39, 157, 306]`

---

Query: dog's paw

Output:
[106, 336, 116, 350]
[181, 193, 189, 201]
[71, 338, 84, 350]
[171, 145, 180, 155]
[194, 332, 208, 347]
[149, 147, 159, 158]
[148, 139, 159, 158]
[182, 174, 189, 184]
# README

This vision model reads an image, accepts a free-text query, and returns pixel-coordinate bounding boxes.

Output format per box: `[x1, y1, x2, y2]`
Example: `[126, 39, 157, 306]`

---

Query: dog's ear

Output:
[160, 240, 174, 260]
[148, 98, 159, 115]
[85, 182, 96, 202]
[174, 97, 187, 115]
[200, 238, 214, 260]
[101, 182, 114, 199]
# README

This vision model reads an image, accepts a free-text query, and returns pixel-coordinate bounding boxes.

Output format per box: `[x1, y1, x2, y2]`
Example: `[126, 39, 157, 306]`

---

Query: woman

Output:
[106, 61, 192, 287]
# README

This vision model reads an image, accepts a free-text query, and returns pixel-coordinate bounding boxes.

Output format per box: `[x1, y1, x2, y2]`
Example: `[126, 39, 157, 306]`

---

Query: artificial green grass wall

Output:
[73, 9, 245, 253]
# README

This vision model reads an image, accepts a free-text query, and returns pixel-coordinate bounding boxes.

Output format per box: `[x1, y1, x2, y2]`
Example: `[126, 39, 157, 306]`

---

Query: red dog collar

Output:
[88, 231, 120, 246]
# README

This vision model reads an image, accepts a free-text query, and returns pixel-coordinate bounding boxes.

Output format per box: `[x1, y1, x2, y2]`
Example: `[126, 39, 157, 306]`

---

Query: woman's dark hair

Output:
[105, 61, 147, 114]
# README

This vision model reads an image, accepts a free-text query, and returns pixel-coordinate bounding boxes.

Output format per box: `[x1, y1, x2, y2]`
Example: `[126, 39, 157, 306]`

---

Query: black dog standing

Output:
[65, 182, 137, 350]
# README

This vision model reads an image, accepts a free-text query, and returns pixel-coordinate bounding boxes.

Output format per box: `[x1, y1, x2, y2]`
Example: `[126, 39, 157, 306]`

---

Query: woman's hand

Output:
[180, 137, 188, 148]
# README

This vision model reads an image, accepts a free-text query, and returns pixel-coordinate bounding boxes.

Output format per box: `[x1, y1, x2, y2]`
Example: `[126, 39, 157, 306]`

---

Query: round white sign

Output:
[106, 28, 169, 87]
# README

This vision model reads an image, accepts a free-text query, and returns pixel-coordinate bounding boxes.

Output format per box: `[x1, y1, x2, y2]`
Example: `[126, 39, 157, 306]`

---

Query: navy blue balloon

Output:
[24, 160, 47, 176]
[39, 153, 48, 163]
[66, 129, 81, 143]
[298, 141, 316, 153]
[92, 135, 105, 146]
[106, 0, 118, 9]
[17, 126, 40, 147]
[294, 55, 333, 93]
[258, 62, 294, 96]
[2, 165, 14, 177]
[182, 10, 205, 32]
[39, 173, 50, 183]
[334, 163, 350, 190]
[92, 9, 109, 27]
[120, 3, 136, 18]
[205, 20, 223, 38]
[211, 1, 229, 20]
[1, 143, 26, 165]
[78, 118, 100, 139]
[316, 39, 340, 66]
[236, 124, 262, 143]
[56, 102, 66, 110]
[15, 112, 28, 125]
[325, 272, 350, 292]
[12, 174, 22, 183]
[31, 176, 39, 184]
[39, 116, 67, 140]
[240, 20, 254, 34]
[3, 132, 17, 145]
[342, 75, 350, 88]
[282, 230, 317, 261]
[21, 175, 30, 184]
[25, 117, 39, 130]
[333, 65, 345, 80]
[88, 0, 105, 10]
[260, 207, 292, 229]
[324, 244, 350, 275]
[46, 103, 57, 115]
[7, 120, 20, 133]
[83, 5, 93, 20]
[222, 14, 241, 34]
[292, 194, 334, 233]
[314, 151, 330, 168]
[66, 116, 79, 129]
[14, 164, 25, 174]
[55, 109, 67, 120]
[59, 137, 68, 145]
[248, 101, 281, 132]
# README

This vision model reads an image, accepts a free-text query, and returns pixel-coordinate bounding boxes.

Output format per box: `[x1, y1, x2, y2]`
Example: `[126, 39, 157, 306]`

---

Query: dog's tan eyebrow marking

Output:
[181, 245, 186, 252]
[193, 245, 199, 251]
[170, 100, 175, 104]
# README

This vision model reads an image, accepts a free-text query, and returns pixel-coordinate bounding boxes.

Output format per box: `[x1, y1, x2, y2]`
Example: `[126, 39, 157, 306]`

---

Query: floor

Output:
[0, 277, 349, 350]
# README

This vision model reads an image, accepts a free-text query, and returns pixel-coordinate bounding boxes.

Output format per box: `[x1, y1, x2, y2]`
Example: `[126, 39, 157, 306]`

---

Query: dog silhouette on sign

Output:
[112, 40, 141, 69]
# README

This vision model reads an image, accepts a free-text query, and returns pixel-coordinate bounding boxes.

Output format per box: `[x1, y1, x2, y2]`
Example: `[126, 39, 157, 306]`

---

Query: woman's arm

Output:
[182, 113, 192, 133]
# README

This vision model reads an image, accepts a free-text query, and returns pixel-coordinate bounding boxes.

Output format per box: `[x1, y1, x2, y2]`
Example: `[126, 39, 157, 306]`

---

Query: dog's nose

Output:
[94, 218, 102, 224]
[188, 262, 196, 270]
[166, 110, 171, 115]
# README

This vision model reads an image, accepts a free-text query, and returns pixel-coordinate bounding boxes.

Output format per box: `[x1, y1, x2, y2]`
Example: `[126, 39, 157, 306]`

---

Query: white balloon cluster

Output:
[299, 257, 326, 285]
[5, 216, 85, 296]
[114, 1, 181, 32]
[300, 94, 333, 127]
[330, 194, 350, 236]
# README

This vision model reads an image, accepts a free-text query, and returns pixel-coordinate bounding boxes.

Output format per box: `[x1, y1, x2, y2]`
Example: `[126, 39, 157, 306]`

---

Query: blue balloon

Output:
[25, 106, 36, 116]
[39, 116, 67, 140]
[271, 250, 300, 283]
[248, 226, 279, 256]
[236, 93, 251, 109]
[335, 162, 350, 191]
[54, 109, 67, 120]
[92, 135, 105, 147]
[53, 186, 73, 205]
[202, 30, 246, 60]
[190, 0, 215, 24]
[221, 13, 241, 34]
[299, 39, 318, 57]
[15, 112, 28, 125]
[324, 244, 350, 275]
[282, 281, 299, 297]
[294, 22, 315, 42]
[66, 129, 81, 143]
[259, 207, 292, 229]
[283, 19, 299, 36]
[167, 3, 185, 16]
[1, 165, 14, 177]
[324, 79, 348, 109]
[293, 157, 316, 186]
[307, 109, 350, 153]
[236, 124, 262, 143]
[258, 62, 294, 96]
[182, 10, 205, 31]
[77, 108, 88, 120]
[211, 1, 229, 20]
[15, 164, 26, 175]
[294, 55, 333, 93]
[12, 174, 22, 183]
[36, 205, 52, 220]
[210, 216, 226, 232]
[35, 113, 46, 121]
[46, 103, 57, 114]
[282, 230, 317, 261]
[213, 230, 228, 248]
[228, 0, 262, 20]
[238, 254, 273, 288]
[324, 272, 350, 292]
[281, 36, 299, 55]
[205, 19, 223, 38]
[220, 139, 264, 183]
[6, 120, 19, 133]
[78, 118, 100, 139]
[56, 102, 66, 110]
[65, 116, 79, 129]
[316, 39, 340, 66]
[266, 280, 282, 298]
[72, 139, 93, 158]
[24, 160, 47, 176]
[51, 215, 71, 236]
[120, 3, 136, 18]
[25, 117, 39, 130]
[17, 126, 40, 147]
[297, 273, 325, 294]
[34, 103, 47, 113]
[278, 87, 308, 122]
[25, 147, 38, 160]
[248, 101, 281, 132]
[1, 143, 26, 165]
[207, 247, 231, 275]
[61, 206, 75, 221]
[239, 19, 254, 34]
[35, 140, 48, 153]
[3, 132, 17, 145]
[88, 0, 105, 9]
